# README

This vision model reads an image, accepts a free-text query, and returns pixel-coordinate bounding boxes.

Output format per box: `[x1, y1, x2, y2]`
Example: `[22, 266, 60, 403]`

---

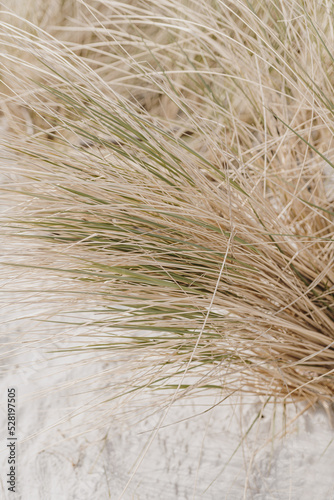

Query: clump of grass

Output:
[1, 0, 334, 411]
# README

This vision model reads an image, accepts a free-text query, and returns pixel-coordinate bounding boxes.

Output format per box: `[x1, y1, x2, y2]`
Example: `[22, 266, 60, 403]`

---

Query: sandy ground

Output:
[1, 311, 334, 500]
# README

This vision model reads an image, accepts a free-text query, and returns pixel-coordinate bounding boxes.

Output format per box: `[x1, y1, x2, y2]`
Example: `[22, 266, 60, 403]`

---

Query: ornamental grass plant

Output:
[1, 0, 334, 415]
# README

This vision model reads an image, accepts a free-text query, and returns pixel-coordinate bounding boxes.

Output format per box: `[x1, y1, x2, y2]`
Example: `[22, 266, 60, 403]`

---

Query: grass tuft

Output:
[1, 0, 334, 411]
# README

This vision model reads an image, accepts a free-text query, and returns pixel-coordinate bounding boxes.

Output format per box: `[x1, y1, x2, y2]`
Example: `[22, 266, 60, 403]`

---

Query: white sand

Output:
[1, 317, 334, 499]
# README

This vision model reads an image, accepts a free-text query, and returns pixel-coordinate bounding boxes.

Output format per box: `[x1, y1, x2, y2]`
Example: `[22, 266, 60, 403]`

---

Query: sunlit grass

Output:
[1, 0, 334, 413]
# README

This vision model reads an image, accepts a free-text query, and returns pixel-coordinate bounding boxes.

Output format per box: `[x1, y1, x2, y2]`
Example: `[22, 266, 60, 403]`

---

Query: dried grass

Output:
[1, 0, 334, 410]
